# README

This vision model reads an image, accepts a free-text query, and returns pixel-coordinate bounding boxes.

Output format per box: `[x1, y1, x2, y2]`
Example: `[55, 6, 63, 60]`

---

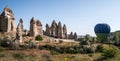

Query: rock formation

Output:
[68, 32, 74, 39]
[57, 21, 63, 38]
[68, 32, 77, 40]
[0, 6, 77, 40]
[36, 20, 43, 35]
[16, 19, 23, 43]
[29, 17, 43, 37]
[74, 32, 77, 40]
[19, 18, 23, 32]
[51, 20, 57, 37]
[45, 20, 67, 39]
[23, 29, 29, 35]
[45, 24, 51, 36]
[63, 24, 67, 39]
[0, 6, 16, 32]
[29, 17, 37, 37]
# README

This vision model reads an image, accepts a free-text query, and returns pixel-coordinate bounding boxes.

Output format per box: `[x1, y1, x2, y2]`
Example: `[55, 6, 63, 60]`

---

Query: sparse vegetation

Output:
[13, 52, 26, 61]
[0, 33, 120, 61]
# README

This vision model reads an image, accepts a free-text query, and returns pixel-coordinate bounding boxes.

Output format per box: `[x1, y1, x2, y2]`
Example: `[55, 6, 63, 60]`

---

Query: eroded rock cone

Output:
[63, 24, 67, 39]
[58, 21, 63, 38]
[29, 17, 37, 37]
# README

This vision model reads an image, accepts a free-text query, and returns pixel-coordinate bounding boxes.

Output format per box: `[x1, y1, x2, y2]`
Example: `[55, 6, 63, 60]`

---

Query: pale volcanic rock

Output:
[0, 6, 16, 32]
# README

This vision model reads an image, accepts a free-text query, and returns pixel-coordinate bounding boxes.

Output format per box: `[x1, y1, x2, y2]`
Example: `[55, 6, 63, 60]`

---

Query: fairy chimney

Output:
[19, 18, 23, 32]
[0, 6, 16, 32]
[58, 21, 63, 38]
[36, 20, 43, 35]
[74, 32, 77, 40]
[29, 17, 37, 37]
[68, 32, 74, 39]
[63, 24, 67, 39]
[16, 20, 23, 43]
[51, 20, 57, 37]
[45, 24, 51, 36]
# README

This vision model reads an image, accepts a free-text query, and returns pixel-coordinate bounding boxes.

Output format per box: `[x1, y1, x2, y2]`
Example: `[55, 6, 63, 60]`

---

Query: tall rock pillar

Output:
[45, 24, 51, 36]
[16, 19, 23, 43]
[58, 21, 63, 38]
[0, 6, 16, 32]
[36, 20, 43, 35]
[19, 18, 23, 32]
[29, 17, 37, 37]
[63, 24, 67, 39]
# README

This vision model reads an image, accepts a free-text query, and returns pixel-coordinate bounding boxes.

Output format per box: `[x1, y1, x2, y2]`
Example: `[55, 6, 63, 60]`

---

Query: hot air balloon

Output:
[94, 23, 111, 43]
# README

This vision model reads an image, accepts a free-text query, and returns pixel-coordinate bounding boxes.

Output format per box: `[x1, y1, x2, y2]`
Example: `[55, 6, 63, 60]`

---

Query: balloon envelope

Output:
[94, 23, 111, 42]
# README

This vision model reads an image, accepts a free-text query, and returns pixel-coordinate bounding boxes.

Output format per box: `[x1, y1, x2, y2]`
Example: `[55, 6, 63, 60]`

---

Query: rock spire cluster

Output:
[0, 6, 78, 43]
[29, 17, 43, 37]
[68, 32, 77, 40]
[44, 20, 67, 39]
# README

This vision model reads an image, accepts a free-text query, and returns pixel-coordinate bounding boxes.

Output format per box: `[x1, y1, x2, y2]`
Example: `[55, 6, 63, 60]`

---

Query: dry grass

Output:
[0, 49, 93, 61]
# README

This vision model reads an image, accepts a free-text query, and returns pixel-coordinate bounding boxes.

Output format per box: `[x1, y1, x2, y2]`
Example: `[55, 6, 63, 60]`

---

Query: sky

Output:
[0, 0, 120, 36]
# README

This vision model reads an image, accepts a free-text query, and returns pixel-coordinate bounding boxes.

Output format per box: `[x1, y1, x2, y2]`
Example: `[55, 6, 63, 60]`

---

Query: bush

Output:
[28, 40, 37, 49]
[0, 47, 5, 52]
[96, 45, 104, 52]
[22, 34, 27, 37]
[47, 59, 53, 61]
[101, 46, 117, 59]
[0, 52, 5, 57]
[13, 52, 26, 60]
[59, 40, 63, 43]
[39, 45, 97, 54]
[42, 54, 51, 59]
[51, 50, 60, 55]
[35, 35, 43, 41]
[81, 40, 91, 45]
[20, 40, 37, 49]
[0, 37, 13, 47]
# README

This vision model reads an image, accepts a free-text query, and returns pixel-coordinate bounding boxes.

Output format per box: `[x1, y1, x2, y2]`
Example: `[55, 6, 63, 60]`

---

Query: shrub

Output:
[51, 50, 60, 55]
[81, 40, 91, 45]
[22, 34, 27, 37]
[96, 45, 104, 52]
[35, 35, 43, 41]
[20, 40, 37, 49]
[13, 52, 26, 60]
[59, 40, 63, 43]
[47, 59, 53, 61]
[81, 45, 95, 53]
[42, 54, 51, 59]
[28, 40, 37, 49]
[0, 47, 5, 52]
[10, 42, 20, 50]
[101, 47, 117, 59]
[0, 52, 5, 57]
[0, 37, 13, 47]
[66, 55, 75, 59]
